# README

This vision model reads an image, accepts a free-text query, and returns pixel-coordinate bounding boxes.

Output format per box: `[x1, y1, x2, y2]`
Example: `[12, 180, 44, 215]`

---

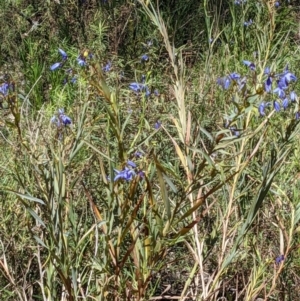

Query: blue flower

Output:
[282, 71, 297, 83]
[264, 76, 272, 93]
[277, 66, 297, 85]
[235, 0, 246, 4]
[259, 102, 267, 116]
[141, 54, 149, 62]
[50, 62, 61, 71]
[290, 91, 297, 102]
[0, 83, 9, 96]
[103, 61, 111, 72]
[237, 77, 247, 91]
[77, 57, 87, 67]
[296, 112, 300, 120]
[58, 48, 68, 60]
[51, 108, 72, 127]
[127, 160, 137, 168]
[114, 167, 136, 181]
[138, 171, 145, 178]
[129, 82, 142, 92]
[244, 19, 253, 27]
[275, 254, 284, 265]
[282, 98, 289, 110]
[243, 60, 255, 70]
[275, 1, 280, 8]
[273, 86, 285, 99]
[229, 72, 241, 80]
[58, 109, 72, 125]
[60, 114, 72, 125]
[259, 102, 272, 116]
[50, 49, 67, 70]
[274, 101, 281, 112]
[229, 126, 240, 137]
[154, 121, 161, 129]
[217, 76, 231, 90]
[129, 82, 149, 94]
[277, 78, 288, 91]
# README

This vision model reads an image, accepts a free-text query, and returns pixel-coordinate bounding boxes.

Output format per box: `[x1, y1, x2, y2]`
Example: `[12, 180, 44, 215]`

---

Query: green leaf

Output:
[163, 173, 178, 193]
[34, 235, 47, 248]
[6, 190, 45, 205]
[27, 208, 46, 227]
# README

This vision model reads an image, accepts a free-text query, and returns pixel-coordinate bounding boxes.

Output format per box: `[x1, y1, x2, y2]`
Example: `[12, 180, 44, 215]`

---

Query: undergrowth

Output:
[0, 1, 300, 300]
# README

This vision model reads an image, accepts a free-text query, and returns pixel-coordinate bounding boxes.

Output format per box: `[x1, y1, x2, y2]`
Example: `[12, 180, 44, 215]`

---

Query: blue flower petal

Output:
[141, 54, 149, 62]
[282, 98, 289, 110]
[129, 83, 141, 92]
[0, 83, 9, 95]
[127, 160, 137, 168]
[50, 62, 61, 71]
[290, 91, 297, 102]
[274, 101, 281, 112]
[77, 57, 87, 67]
[58, 48, 68, 60]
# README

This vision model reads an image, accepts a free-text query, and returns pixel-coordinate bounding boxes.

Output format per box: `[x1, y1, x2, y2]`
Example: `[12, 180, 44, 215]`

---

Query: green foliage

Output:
[1, 0, 300, 300]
